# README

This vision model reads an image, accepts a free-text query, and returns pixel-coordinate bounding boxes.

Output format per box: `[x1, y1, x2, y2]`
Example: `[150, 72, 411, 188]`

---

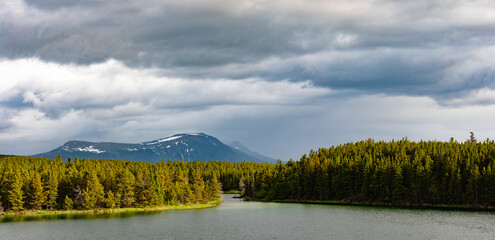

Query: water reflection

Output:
[1, 195, 495, 240]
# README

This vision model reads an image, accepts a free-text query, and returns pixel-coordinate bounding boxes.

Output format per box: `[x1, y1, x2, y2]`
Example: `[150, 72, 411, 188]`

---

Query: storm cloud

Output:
[2, 0, 495, 96]
[1, 0, 495, 159]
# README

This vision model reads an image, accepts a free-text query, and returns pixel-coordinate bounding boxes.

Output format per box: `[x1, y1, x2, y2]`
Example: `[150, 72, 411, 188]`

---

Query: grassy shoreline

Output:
[1, 200, 224, 217]
[248, 199, 495, 212]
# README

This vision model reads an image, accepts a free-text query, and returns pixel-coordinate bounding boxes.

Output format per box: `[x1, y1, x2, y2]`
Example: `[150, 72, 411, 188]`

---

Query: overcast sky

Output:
[1, 0, 495, 160]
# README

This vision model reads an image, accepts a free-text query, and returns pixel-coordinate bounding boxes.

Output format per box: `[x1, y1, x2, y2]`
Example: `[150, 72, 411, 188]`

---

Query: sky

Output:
[1, 0, 495, 160]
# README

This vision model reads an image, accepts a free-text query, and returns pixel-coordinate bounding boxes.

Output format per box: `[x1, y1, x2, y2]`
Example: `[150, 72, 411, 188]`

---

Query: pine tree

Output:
[184, 185, 194, 204]
[148, 179, 161, 206]
[117, 169, 135, 207]
[27, 172, 46, 210]
[192, 171, 205, 203]
[134, 171, 151, 207]
[63, 195, 73, 210]
[8, 172, 24, 211]
[105, 190, 118, 208]
[158, 166, 174, 204]
[467, 164, 480, 206]
[82, 187, 97, 210]
[85, 171, 105, 208]
[210, 174, 221, 201]
[44, 173, 59, 210]
[470, 132, 477, 144]
[391, 165, 404, 203]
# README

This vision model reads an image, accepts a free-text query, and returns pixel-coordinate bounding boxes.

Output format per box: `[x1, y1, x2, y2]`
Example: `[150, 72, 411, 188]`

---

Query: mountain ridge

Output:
[230, 141, 277, 163]
[32, 133, 276, 163]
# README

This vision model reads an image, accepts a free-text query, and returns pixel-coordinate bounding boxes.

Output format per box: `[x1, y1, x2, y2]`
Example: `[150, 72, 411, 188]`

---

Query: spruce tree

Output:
[192, 171, 205, 203]
[105, 190, 118, 208]
[44, 173, 59, 210]
[85, 172, 105, 208]
[210, 174, 221, 201]
[63, 195, 73, 210]
[82, 187, 97, 210]
[134, 171, 151, 207]
[8, 172, 24, 211]
[117, 169, 135, 207]
[27, 171, 46, 210]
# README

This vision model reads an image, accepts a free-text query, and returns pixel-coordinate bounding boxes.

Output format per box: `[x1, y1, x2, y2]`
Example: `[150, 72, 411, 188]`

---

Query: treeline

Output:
[0, 156, 231, 211]
[4, 137, 495, 212]
[248, 138, 495, 208]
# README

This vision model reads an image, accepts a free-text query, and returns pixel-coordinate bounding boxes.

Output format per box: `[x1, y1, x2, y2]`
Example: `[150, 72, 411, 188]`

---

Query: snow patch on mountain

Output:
[33, 133, 276, 163]
[75, 146, 106, 154]
[147, 135, 182, 145]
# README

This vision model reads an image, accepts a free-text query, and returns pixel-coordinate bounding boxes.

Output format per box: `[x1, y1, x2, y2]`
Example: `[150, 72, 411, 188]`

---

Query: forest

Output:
[2, 136, 495, 212]
[0, 156, 231, 212]
[245, 137, 495, 208]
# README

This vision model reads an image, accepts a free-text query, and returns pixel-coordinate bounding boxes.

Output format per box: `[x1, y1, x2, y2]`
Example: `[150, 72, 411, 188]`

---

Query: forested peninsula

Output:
[0, 156, 225, 214]
[2, 137, 495, 214]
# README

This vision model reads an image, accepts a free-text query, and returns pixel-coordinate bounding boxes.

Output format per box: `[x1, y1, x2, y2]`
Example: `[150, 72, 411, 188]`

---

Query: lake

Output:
[1, 194, 495, 239]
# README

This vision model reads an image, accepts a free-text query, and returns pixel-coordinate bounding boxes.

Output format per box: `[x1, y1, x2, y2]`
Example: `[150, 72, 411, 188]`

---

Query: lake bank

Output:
[1, 201, 223, 219]
[246, 198, 495, 212]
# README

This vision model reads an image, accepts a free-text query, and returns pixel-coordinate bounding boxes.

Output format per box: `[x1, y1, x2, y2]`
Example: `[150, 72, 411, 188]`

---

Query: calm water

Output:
[1, 194, 495, 240]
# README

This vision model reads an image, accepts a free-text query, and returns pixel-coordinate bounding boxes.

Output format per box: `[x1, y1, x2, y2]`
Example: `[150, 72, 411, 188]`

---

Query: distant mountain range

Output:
[32, 133, 277, 163]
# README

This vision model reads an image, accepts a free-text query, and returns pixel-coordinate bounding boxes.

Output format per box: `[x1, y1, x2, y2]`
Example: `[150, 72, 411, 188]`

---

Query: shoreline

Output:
[0, 201, 223, 218]
[247, 199, 495, 212]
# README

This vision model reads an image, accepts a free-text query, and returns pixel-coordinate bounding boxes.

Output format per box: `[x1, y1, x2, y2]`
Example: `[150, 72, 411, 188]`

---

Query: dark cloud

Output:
[23, 0, 82, 10]
[2, 0, 494, 99]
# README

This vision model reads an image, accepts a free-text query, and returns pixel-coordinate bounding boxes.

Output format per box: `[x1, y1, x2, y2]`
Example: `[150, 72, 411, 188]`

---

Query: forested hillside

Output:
[248, 138, 495, 208]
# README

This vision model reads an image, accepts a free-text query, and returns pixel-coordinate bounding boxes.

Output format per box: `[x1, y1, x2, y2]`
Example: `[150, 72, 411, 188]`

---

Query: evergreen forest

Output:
[2, 137, 495, 212]
[246, 138, 495, 208]
[0, 156, 228, 211]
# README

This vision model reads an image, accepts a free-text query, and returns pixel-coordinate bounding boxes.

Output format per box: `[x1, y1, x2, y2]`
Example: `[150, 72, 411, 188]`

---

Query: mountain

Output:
[229, 141, 277, 163]
[32, 133, 276, 163]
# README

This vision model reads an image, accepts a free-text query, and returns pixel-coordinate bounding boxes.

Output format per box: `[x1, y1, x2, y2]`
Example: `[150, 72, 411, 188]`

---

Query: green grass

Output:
[1, 201, 224, 217]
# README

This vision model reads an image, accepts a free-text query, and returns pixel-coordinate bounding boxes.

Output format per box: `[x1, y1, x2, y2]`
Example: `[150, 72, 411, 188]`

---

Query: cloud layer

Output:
[1, 58, 495, 160]
[1, 0, 495, 159]
[1, 0, 495, 97]
[0, 58, 330, 157]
